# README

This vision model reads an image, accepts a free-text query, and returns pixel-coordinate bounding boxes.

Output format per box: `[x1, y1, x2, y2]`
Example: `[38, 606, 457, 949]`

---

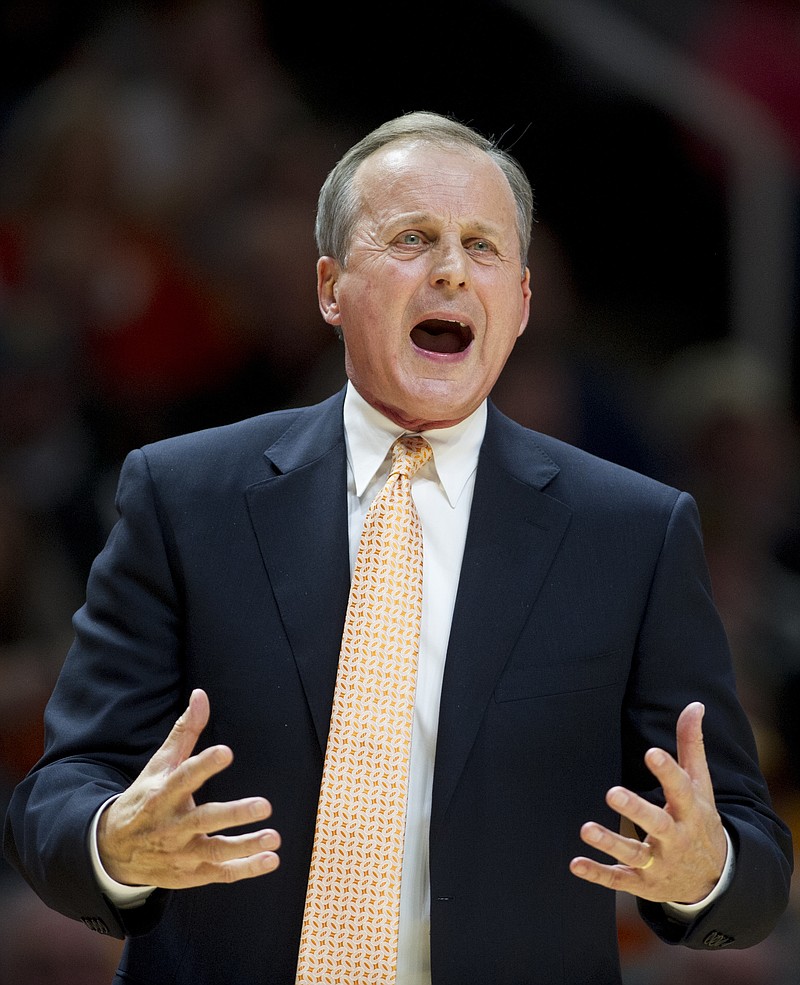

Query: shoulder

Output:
[144, 403, 323, 460]
[129, 390, 344, 479]
[486, 402, 685, 517]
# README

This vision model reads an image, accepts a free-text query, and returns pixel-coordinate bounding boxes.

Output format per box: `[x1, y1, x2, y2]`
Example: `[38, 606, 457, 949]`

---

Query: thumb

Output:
[676, 701, 712, 786]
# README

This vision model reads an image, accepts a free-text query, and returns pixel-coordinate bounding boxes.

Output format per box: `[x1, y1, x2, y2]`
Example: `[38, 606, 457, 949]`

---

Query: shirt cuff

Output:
[662, 826, 735, 919]
[88, 796, 157, 909]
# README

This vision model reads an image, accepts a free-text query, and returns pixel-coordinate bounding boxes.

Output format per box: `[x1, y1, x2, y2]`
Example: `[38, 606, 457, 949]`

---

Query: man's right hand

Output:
[97, 688, 281, 889]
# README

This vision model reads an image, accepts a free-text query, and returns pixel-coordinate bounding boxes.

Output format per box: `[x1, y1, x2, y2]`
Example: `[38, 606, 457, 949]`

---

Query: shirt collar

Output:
[343, 381, 487, 508]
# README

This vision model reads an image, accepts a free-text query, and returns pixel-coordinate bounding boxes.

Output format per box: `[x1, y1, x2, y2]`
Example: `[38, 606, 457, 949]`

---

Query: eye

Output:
[389, 230, 429, 255]
[467, 238, 495, 254]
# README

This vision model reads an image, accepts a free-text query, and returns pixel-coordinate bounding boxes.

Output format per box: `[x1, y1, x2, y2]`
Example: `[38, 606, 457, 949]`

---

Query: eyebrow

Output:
[389, 212, 504, 239]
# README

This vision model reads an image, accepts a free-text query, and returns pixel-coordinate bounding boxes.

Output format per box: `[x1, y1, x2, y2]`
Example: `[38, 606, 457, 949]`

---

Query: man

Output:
[4, 111, 793, 984]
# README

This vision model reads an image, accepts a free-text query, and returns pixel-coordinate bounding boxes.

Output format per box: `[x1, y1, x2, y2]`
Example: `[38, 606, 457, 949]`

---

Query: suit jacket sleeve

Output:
[624, 491, 793, 948]
[3, 447, 182, 938]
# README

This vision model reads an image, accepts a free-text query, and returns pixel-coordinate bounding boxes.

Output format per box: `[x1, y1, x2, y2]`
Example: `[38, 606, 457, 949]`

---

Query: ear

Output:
[517, 266, 532, 338]
[317, 256, 342, 326]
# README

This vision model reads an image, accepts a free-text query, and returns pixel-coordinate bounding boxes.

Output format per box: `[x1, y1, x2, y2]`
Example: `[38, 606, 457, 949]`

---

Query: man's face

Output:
[317, 141, 531, 431]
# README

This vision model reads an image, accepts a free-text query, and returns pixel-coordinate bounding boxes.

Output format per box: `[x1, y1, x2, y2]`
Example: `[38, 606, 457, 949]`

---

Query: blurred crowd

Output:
[0, 1, 798, 982]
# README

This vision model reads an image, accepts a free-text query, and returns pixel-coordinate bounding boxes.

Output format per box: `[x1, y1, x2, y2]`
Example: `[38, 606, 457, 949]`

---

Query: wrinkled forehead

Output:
[352, 140, 518, 235]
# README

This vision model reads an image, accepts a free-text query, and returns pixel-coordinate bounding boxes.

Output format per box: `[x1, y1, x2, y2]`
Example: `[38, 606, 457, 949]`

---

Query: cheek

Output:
[342, 321, 393, 383]
[487, 317, 525, 359]
[340, 278, 387, 340]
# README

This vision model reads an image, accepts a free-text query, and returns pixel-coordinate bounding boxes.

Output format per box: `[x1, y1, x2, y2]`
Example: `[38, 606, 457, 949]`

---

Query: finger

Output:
[642, 748, 699, 824]
[155, 841, 281, 889]
[147, 689, 211, 776]
[189, 796, 274, 836]
[569, 852, 666, 902]
[605, 786, 672, 841]
[210, 849, 281, 885]
[569, 855, 643, 893]
[579, 821, 653, 870]
[198, 827, 282, 865]
[642, 714, 715, 821]
[160, 743, 235, 806]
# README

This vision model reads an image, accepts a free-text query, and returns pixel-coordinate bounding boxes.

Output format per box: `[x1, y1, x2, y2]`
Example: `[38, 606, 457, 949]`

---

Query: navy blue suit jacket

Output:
[4, 388, 793, 984]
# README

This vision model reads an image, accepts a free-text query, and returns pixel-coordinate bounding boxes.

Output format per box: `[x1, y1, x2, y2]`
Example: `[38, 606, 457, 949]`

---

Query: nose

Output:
[429, 237, 468, 290]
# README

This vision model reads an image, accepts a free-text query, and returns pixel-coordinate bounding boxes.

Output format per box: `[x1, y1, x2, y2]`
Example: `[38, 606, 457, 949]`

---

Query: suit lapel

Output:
[245, 390, 351, 749]
[245, 393, 573, 794]
[432, 404, 572, 833]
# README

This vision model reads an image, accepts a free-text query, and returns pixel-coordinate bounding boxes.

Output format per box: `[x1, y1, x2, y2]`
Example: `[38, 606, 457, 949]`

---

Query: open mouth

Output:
[410, 319, 473, 354]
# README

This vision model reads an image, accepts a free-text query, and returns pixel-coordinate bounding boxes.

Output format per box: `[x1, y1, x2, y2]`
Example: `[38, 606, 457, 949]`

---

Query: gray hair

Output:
[315, 110, 533, 270]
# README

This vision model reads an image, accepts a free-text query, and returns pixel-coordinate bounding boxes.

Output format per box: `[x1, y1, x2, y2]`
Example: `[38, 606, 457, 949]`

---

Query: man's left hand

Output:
[569, 701, 728, 904]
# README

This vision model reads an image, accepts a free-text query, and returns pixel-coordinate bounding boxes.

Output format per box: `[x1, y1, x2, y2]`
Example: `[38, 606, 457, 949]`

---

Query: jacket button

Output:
[81, 916, 110, 935]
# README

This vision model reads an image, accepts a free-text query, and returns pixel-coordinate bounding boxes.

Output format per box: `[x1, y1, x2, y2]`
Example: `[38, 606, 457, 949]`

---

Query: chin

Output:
[394, 387, 477, 431]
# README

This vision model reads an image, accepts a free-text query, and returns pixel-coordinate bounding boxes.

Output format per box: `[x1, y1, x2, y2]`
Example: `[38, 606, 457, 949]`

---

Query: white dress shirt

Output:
[343, 383, 486, 983]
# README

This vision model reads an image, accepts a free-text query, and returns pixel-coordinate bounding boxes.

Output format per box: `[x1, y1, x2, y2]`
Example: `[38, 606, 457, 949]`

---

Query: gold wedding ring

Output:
[637, 850, 655, 871]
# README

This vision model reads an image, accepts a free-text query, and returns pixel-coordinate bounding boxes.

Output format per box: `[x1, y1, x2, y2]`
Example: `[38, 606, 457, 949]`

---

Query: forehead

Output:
[353, 140, 518, 236]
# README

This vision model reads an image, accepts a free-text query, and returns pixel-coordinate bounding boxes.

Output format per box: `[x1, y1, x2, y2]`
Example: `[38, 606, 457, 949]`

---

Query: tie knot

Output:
[390, 434, 432, 479]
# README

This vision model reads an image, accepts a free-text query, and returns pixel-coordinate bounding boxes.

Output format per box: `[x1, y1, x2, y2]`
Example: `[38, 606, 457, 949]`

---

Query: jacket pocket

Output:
[494, 647, 624, 701]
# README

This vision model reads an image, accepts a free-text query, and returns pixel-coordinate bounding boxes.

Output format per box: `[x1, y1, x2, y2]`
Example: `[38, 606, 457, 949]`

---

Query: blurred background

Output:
[0, 0, 798, 981]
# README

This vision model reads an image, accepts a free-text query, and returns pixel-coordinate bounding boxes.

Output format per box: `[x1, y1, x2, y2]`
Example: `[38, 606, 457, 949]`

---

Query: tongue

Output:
[411, 325, 463, 354]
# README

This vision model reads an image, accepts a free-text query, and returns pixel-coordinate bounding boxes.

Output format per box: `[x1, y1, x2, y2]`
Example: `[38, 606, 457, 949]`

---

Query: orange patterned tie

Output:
[296, 434, 433, 984]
